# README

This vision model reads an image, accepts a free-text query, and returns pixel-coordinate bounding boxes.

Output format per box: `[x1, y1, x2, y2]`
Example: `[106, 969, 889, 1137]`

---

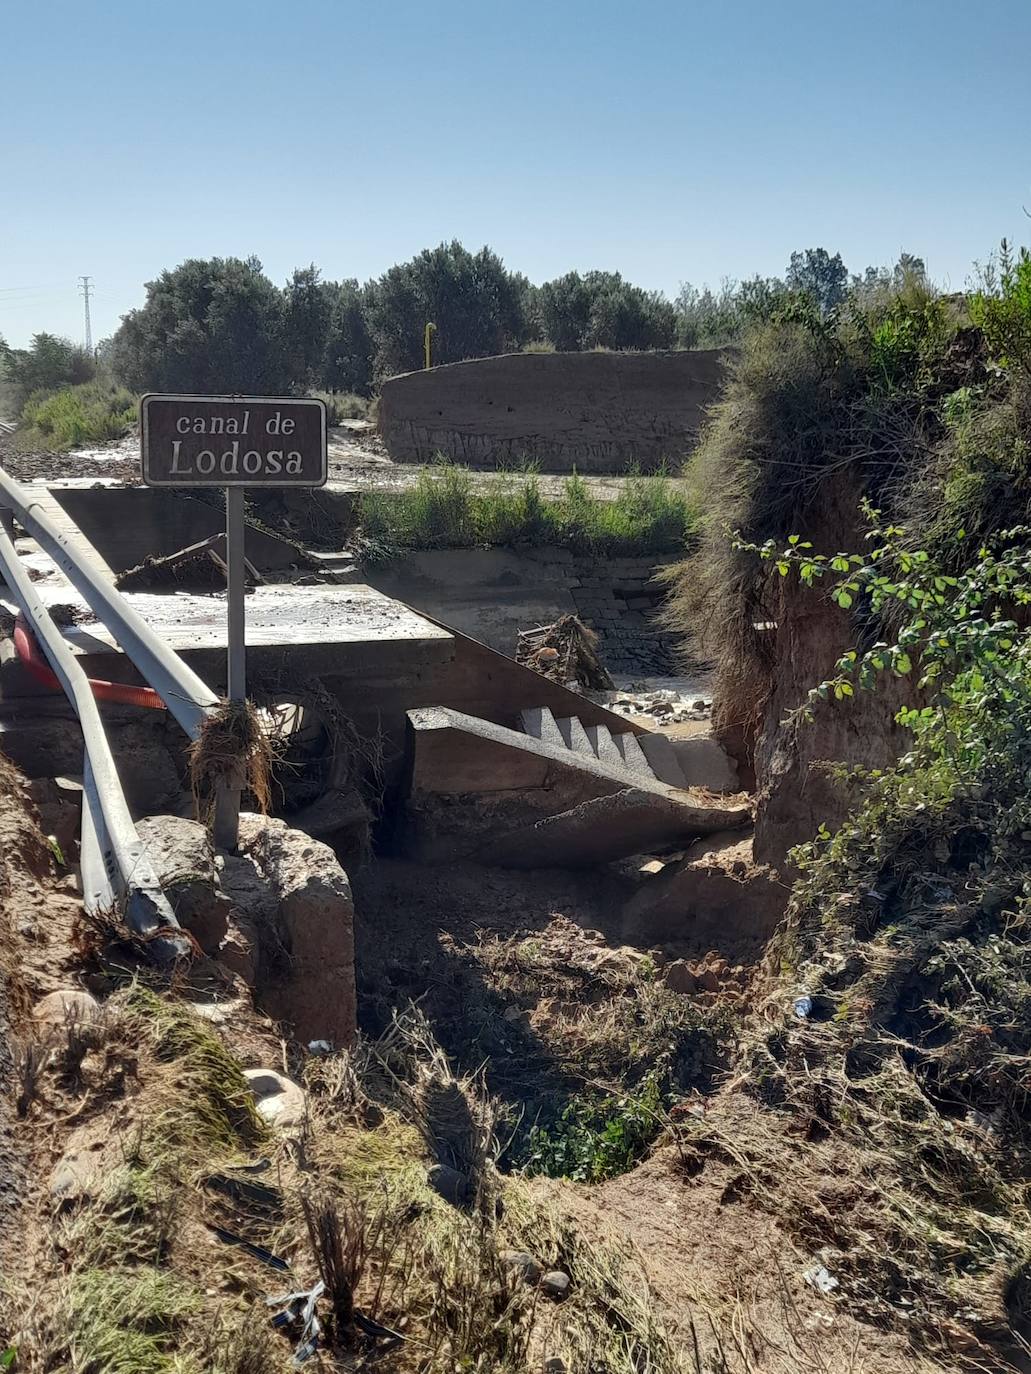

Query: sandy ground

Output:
[0, 422, 690, 502]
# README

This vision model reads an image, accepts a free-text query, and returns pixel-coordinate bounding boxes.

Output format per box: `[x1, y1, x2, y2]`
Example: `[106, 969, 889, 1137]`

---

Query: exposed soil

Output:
[546, 1146, 943, 1374]
[354, 855, 773, 1130]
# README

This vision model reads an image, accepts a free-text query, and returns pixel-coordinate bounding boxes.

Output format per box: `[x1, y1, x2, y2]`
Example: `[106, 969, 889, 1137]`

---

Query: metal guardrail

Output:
[0, 518, 190, 961]
[0, 468, 218, 738]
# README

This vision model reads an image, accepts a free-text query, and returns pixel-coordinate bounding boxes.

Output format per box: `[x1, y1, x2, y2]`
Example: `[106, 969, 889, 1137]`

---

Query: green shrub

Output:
[518, 1075, 665, 1182]
[971, 240, 1031, 370]
[359, 461, 694, 557]
[20, 379, 136, 448]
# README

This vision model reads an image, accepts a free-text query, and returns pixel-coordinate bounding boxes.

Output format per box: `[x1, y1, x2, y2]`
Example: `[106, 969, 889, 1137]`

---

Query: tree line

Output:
[1, 242, 927, 406]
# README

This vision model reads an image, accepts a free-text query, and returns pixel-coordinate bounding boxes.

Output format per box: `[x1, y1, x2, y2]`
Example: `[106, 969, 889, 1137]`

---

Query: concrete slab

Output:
[3, 584, 447, 655]
[0, 583, 456, 700]
[481, 788, 744, 869]
[638, 732, 689, 789]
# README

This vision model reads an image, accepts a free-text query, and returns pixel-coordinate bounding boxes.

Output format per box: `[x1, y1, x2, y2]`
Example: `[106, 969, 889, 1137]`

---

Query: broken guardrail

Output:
[0, 517, 190, 961]
[0, 466, 243, 848]
[0, 468, 218, 737]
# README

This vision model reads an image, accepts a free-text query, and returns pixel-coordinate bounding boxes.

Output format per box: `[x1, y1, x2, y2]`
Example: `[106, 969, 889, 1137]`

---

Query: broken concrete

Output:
[135, 815, 231, 953]
[621, 843, 787, 947]
[132, 814, 356, 1047]
[669, 735, 740, 793]
[404, 706, 750, 866]
[480, 786, 749, 869]
[223, 815, 356, 1048]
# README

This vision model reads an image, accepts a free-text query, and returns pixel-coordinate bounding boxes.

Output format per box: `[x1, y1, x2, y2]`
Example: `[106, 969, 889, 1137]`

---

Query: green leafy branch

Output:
[736, 503, 1031, 784]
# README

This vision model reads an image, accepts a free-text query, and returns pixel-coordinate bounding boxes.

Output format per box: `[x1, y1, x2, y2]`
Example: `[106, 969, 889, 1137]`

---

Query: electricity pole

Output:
[78, 276, 93, 353]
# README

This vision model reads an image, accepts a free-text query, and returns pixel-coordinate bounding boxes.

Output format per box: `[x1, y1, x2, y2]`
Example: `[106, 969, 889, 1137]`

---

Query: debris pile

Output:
[515, 614, 613, 691]
[115, 532, 262, 591]
[599, 684, 712, 726]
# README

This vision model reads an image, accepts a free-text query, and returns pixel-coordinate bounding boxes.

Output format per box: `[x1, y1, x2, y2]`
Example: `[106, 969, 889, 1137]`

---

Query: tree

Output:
[786, 248, 849, 316]
[852, 253, 929, 296]
[538, 271, 676, 351]
[284, 265, 335, 389]
[111, 257, 290, 394]
[321, 280, 374, 395]
[365, 241, 528, 377]
[4, 333, 95, 411]
[538, 272, 595, 350]
[675, 276, 787, 348]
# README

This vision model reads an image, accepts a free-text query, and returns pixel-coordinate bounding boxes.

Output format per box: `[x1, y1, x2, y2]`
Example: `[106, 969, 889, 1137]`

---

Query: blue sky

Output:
[3, 0, 1030, 348]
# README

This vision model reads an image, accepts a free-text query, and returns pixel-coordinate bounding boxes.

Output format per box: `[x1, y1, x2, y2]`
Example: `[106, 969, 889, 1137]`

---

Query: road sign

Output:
[140, 394, 327, 488]
[138, 393, 328, 852]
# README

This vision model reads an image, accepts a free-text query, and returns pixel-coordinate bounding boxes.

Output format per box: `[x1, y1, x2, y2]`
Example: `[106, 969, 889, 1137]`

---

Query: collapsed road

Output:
[0, 466, 753, 1021]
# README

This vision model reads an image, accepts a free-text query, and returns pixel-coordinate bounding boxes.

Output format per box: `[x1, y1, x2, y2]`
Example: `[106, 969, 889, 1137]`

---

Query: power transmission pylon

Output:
[78, 276, 93, 353]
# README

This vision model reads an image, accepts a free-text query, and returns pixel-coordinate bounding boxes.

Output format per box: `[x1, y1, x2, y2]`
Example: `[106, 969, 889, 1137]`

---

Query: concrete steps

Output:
[517, 703, 688, 789]
[405, 705, 751, 868]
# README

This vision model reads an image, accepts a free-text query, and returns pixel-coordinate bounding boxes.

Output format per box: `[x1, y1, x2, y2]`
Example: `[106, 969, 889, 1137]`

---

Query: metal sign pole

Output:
[226, 486, 246, 703]
[212, 486, 246, 850]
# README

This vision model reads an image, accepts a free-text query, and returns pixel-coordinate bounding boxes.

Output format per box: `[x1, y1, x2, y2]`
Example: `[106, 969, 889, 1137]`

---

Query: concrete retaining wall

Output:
[48, 486, 356, 574]
[365, 546, 679, 676]
[377, 349, 729, 473]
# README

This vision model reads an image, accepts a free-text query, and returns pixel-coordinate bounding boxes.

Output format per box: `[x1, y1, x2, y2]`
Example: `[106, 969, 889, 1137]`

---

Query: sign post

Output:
[140, 394, 328, 850]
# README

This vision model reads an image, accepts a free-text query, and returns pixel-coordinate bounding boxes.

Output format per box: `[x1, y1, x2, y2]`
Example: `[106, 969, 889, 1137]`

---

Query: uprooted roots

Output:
[188, 698, 274, 821]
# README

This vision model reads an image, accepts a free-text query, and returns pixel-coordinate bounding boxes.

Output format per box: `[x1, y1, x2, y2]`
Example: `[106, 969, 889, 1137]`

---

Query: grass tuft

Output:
[359, 460, 694, 557]
[66, 1268, 202, 1374]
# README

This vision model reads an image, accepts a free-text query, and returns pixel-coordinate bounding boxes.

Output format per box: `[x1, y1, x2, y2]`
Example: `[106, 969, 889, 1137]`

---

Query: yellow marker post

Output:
[424, 321, 437, 370]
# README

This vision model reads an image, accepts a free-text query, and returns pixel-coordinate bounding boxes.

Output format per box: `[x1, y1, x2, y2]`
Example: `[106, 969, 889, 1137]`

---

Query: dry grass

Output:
[12, 1035, 47, 1117]
[188, 699, 274, 823]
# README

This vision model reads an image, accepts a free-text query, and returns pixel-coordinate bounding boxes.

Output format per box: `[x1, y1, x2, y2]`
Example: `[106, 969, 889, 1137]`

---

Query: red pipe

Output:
[14, 616, 167, 711]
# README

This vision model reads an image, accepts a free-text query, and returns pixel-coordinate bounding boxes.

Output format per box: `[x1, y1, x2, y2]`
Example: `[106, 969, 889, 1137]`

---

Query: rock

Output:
[243, 1067, 307, 1129]
[543, 1360, 568, 1374]
[692, 699, 706, 711]
[50, 1147, 103, 1202]
[427, 1163, 471, 1207]
[500, 1249, 543, 1285]
[540, 1270, 571, 1300]
[662, 960, 696, 995]
[697, 967, 721, 993]
[190, 996, 246, 1026]
[34, 989, 101, 1027]
[134, 816, 231, 953]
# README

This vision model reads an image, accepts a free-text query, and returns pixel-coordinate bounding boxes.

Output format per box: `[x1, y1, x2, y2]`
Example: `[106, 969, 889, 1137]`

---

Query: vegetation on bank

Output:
[659, 238, 1031, 1361]
[12, 984, 696, 1373]
[358, 462, 694, 557]
[19, 378, 136, 448]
